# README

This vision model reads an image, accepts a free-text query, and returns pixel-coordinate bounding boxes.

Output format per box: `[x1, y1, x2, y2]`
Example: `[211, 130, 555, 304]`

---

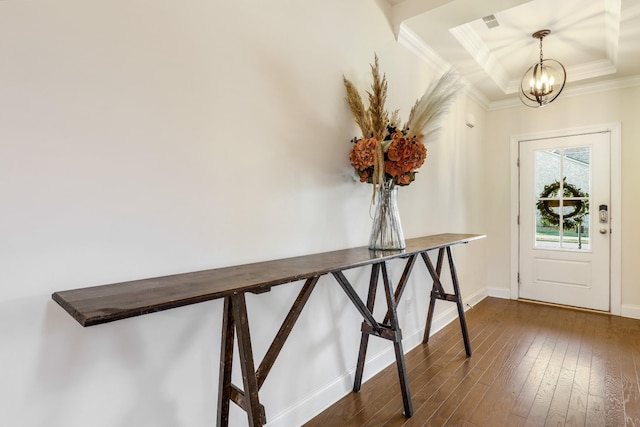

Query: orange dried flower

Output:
[349, 138, 378, 171]
[349, 127, 427, 186]
[385, 136, 427, 177]
[396, 173, 412, 185]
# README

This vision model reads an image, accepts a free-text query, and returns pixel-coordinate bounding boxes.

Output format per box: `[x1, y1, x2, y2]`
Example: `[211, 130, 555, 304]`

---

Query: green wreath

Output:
[536, 177, 589, 230]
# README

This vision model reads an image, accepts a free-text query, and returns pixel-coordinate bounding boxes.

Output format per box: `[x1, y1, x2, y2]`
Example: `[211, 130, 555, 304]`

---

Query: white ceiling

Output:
[385, 0, 640, 109]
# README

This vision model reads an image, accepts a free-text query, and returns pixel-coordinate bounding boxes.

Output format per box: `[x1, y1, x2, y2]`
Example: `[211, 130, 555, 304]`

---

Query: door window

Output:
[534, 146, 590, 250]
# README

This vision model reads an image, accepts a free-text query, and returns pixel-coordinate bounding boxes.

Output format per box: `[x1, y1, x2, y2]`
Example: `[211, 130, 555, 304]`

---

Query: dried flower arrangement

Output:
[344, 55, 460, 189]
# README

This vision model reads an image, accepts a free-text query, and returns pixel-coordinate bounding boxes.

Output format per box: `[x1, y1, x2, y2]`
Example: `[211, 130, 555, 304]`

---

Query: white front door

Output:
[519, 132, 611, 311]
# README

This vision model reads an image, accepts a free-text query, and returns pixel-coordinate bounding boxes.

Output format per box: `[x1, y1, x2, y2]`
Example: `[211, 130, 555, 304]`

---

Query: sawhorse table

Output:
[52, 233, 485, 426]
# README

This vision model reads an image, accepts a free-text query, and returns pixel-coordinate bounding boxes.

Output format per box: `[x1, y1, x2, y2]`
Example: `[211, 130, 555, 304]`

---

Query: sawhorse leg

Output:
[217, 293, 264, 427]
[333, 255, 417, 418]
[217, 276, 319, 427]
[421, 246, 471, 356]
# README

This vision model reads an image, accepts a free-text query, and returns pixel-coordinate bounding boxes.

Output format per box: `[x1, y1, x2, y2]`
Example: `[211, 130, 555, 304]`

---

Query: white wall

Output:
[0, 1, 487, 426]
[485, 86, 640, 310]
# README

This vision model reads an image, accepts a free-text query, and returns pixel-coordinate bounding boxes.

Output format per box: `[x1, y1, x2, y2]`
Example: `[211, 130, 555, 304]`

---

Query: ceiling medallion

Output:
[519, 29, 567, 108]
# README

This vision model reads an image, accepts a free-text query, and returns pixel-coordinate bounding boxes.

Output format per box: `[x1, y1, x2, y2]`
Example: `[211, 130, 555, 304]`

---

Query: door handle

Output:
[599, 228, 608, 234]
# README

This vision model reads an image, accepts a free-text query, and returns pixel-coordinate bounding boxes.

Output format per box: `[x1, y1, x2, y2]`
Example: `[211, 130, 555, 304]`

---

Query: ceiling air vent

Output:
[482, 14, 499, 29]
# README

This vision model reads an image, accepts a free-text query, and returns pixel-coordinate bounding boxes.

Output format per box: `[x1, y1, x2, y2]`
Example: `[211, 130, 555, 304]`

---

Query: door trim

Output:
[509, 123, 622, 315]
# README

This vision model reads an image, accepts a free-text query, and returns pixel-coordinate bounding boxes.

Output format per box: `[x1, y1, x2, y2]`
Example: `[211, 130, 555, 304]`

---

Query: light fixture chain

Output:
[539, 36, 544, 63]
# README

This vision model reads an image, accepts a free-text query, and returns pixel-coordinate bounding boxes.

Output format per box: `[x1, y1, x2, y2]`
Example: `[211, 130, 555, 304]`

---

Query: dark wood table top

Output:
[52, 233, 485, 327]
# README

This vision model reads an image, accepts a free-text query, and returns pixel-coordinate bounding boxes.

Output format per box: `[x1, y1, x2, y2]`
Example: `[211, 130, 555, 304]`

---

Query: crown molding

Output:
[449, 24, 511, 93]
[605, 0, 622, 65]
[397, 23, 490, 110]
[397, 23, 449, 75]
[488, 74, 640, 111]
[567, 59, 618, 82]
[462, 81, 490, 110]
[563, 74, 640, 97]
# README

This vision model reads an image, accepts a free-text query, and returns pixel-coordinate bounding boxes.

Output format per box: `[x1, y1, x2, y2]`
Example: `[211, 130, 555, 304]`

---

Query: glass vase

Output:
[368, 181, 406, 250]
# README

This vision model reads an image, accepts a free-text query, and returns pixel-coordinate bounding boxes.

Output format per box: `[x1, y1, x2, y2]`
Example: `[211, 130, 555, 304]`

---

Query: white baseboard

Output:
[487, 287, 511, 299]
[267, 287, 488, 426]
[621, 304, 640, 320]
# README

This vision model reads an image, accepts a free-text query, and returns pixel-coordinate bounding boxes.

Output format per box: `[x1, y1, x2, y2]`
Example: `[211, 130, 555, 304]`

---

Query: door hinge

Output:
[517, 158, 520, 167]
[517, 273, 520, 283]
[517, 215, 520, 225]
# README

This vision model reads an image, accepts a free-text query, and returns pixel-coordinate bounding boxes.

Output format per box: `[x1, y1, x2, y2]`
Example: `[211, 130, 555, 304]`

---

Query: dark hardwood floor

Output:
[304, 297, 640, 427]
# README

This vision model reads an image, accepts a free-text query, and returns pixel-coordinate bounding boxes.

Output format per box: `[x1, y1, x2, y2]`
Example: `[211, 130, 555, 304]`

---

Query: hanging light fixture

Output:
[519, 29, 566, 108]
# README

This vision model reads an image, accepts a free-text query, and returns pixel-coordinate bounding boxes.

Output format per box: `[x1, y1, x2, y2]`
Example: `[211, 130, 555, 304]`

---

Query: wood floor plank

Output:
[404, 307, 523, 426]
[510, 322, 558, 418]
[586, 393, 606, 426]
[357, 303, 500, 426]
[303, 298, 640, 427]
[626, 339, 640, 426]
[597, 317, 626, 426]
[620, 345, 640, 426]
[568, 312, 594, 416]
[442, 382, 489, 427]
[482, 336, 540, 425]
[459, 301, 539, 425]
[544, 312, 584, 426]
[466, 331, 537, 425]
[525, 313, 574, 425]
[565, 407, 587, 427]
[502, 413, 527, 427]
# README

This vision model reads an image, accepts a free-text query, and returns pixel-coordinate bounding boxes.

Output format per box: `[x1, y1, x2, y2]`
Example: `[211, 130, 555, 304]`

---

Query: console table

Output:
[52, 233, 485, 427]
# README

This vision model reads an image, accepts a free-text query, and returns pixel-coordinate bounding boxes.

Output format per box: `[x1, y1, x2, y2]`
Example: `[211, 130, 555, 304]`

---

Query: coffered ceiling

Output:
[383, 0, 640, 109]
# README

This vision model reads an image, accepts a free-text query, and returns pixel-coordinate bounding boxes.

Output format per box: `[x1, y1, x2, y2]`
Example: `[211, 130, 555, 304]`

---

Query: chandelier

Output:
[519, 29, 566, 108]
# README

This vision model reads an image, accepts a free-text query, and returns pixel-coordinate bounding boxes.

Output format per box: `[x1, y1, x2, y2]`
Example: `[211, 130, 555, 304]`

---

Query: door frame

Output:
[509, 122, 622, 315]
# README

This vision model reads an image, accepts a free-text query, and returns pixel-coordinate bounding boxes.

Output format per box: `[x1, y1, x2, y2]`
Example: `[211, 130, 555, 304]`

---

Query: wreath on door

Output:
[536, 177, 589, 230]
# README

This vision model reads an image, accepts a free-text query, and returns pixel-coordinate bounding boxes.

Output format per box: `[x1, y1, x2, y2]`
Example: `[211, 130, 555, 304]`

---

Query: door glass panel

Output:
[534, 146, 591, 250]
[564, 147, 590, 194]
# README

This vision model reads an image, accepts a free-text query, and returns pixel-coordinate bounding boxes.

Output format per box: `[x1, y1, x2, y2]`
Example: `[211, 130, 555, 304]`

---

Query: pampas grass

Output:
[365, 55, 389, 142]
[405, 69, 461, 142]
[343, 77, 372, 138]
[343, 56, 460, 145]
